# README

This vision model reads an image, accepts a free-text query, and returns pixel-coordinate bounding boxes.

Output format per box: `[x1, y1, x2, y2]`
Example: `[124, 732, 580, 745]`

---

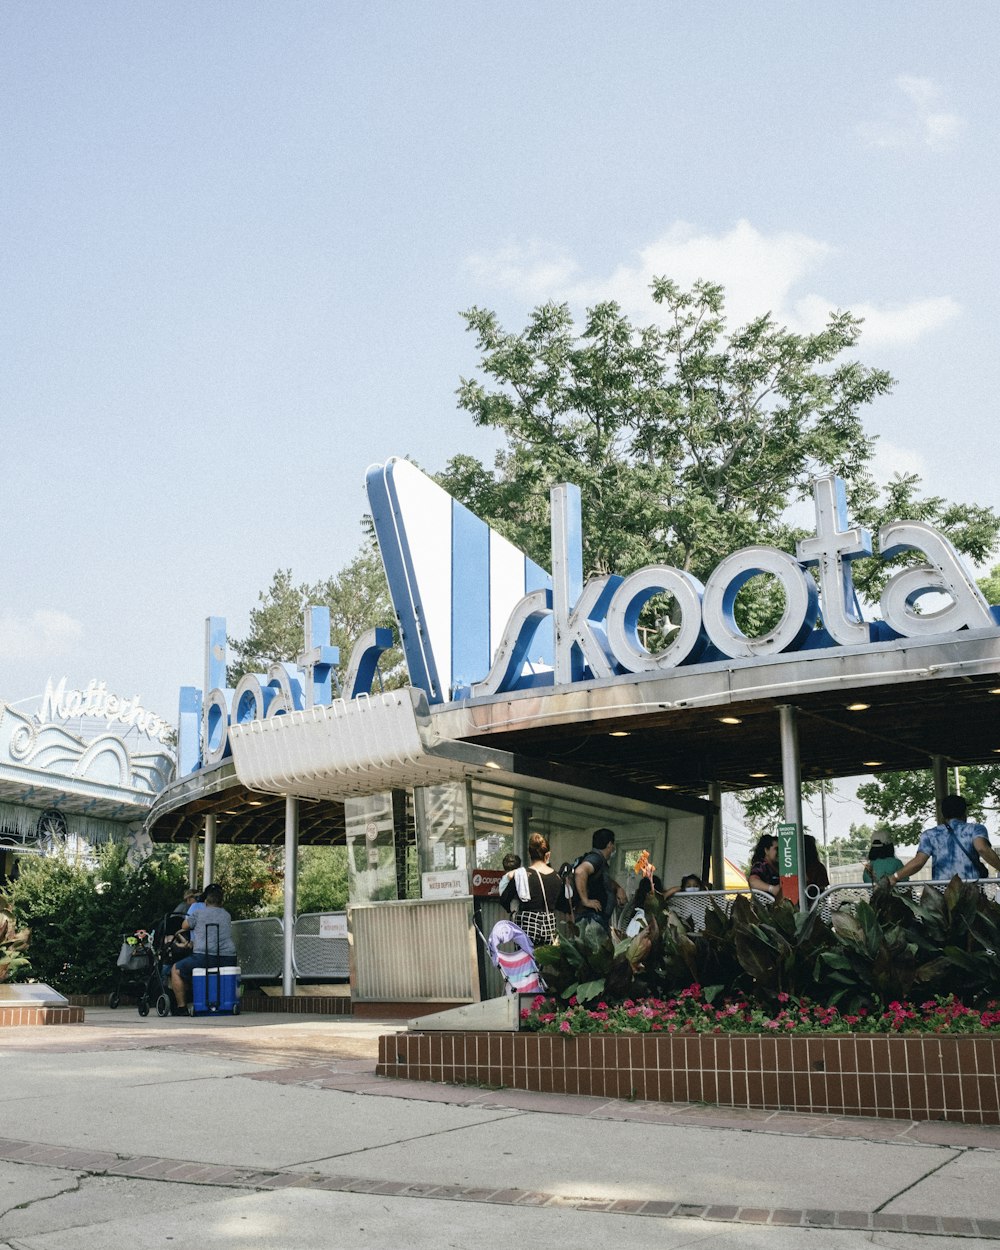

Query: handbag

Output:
[517, 869, 558, 946]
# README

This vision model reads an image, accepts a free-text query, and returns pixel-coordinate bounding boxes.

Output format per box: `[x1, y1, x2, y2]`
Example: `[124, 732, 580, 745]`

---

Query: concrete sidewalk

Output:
[0, 1009, 998, 1248]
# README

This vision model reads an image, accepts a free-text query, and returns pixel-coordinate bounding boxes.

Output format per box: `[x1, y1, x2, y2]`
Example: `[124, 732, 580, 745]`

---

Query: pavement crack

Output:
[286, 1109, 524, 1168]
[0, 1174, 82, 1222]
[872, 1144, 966, 1213]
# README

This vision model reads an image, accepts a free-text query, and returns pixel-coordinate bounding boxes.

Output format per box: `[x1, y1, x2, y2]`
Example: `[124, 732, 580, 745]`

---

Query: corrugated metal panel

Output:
[349, 898, 479, 1002]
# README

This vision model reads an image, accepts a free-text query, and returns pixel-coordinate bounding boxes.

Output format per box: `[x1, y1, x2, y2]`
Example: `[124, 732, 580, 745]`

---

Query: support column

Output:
[283, 795, 298, 997]
[708, 783, 725, 890]
[778, 704, 808, 913]
[932, 755, 949, 824]
[187, 835, 198, 889]
[203, 814, 216, 889]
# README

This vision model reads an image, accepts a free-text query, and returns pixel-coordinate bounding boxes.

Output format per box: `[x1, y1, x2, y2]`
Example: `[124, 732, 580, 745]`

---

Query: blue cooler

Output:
[192, 966, 241, 1015]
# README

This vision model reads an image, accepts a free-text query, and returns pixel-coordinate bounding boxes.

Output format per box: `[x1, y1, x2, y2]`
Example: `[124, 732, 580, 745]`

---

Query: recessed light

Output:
[749, 772, 768, 779]
[863, 760, 883, 768]
[990, 688, 1000, 695]
[655, 783, 676, 791]
[484, 760, 501, 769]
[247, 800, 264, 807]
[609, 731, 631, 737]
[719, 716, 742, 725]
[847, 702, 870, 711]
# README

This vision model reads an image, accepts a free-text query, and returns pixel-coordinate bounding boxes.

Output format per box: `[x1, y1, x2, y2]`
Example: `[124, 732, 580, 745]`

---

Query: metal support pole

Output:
[283, 795, 298, 997]
[187, 835, 198, 888]
[778, 704, 808, 913]
[203, 814, 216, 889]
[932, 755, 949, 824]
[708, 783, 725, 890]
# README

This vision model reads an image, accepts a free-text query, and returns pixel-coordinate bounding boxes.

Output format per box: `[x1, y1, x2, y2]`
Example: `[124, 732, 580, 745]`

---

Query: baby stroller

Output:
[110, 931, 172, 1017]
[480, 919, 545, 995]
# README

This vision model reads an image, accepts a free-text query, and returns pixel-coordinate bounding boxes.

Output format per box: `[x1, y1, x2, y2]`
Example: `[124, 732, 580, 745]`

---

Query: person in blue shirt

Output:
[890, 794, 1000, 886]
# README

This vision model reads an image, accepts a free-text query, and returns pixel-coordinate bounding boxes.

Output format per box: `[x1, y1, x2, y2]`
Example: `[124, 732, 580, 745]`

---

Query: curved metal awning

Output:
[228, 688, 521, 800]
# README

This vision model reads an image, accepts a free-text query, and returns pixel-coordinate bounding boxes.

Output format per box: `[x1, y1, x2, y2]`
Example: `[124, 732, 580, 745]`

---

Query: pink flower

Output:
[559, 1020, 571, 1034]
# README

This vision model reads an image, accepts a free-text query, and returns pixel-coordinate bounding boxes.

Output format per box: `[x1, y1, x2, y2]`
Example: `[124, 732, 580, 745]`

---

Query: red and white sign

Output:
[471, 868, 505, 898]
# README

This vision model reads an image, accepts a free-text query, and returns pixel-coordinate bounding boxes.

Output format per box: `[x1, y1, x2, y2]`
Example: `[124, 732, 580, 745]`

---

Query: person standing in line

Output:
[574, 828, 627, 930]
[500, 834, 567, 945]
[890, 794, 1000, 885]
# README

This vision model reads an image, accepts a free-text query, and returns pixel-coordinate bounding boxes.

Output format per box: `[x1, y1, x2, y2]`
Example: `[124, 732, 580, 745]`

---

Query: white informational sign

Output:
[318, 914, 348, 939]
[421, 870, 468, 900]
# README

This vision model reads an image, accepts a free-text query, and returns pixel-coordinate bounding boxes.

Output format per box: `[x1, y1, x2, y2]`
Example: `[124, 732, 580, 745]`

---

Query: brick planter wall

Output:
[377, 1031, 1000, 1124]
[0, 1005, 84, 1027]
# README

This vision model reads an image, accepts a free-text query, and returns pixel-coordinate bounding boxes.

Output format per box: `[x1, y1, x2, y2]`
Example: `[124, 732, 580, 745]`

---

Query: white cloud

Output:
[564, 220, 832, 330]
[465, 243, 581, 302]
[871, 438, 927, 484]
[859, 75, 965, 151]
[466, 219, 960, 350]
[792, 293, 960, 347]
[0, 610, 83, 661]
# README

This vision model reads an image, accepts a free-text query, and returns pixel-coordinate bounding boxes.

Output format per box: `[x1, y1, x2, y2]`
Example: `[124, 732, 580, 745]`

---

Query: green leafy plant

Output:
[0, 904, 30, 982]
[8, 843, 187, 994]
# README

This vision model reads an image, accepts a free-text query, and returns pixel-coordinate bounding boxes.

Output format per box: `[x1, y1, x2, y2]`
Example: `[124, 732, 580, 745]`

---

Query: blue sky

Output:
[1, 0, 997, 827]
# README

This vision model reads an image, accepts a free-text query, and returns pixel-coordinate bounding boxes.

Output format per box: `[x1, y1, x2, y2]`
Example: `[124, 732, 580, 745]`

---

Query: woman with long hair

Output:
[748, 834, 781, 899]
[500, 832, 568, 946]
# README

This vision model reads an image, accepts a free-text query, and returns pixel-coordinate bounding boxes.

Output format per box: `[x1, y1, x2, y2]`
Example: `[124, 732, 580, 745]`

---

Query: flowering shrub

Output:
[520, 985, 1000, 1036]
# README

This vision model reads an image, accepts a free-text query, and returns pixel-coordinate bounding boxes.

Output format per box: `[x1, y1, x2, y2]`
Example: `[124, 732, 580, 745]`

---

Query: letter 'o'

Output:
[702, 547, 819, 657]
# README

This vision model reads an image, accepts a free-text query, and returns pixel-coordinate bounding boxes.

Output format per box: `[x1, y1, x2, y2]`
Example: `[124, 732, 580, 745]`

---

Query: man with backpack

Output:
[573, 828, 627, 930]
[890, 794, 1000, 885]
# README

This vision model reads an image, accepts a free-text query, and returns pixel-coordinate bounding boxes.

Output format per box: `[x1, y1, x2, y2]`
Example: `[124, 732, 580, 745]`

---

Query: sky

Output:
[1, 4, 997, 841]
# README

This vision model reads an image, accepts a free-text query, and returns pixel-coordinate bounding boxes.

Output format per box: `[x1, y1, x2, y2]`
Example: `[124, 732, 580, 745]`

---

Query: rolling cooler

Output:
[191, 923, 241, 1016]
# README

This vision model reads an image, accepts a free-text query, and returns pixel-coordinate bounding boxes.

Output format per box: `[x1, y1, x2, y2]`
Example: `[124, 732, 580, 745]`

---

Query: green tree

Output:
[826, 822, 886, 866]
[228, 537, 404, 691]
[292, 847, 349, 914]
[8, 843, 188, 994]
[978, 563, 1000, 606]
[210, 846, 284, 919]
[857, 767, 1000, 845]
[441, 281, 998, 611]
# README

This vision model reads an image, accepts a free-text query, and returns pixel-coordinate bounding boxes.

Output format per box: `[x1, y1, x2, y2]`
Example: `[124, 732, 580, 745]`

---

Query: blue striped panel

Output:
[451, 501, 491, 693]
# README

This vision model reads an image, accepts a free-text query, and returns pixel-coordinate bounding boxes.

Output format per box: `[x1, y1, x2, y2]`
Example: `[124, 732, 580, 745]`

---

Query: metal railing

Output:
[811, 876, 1000, 924]
[292, 912, 350, 980]
[231, 918, 284, 982]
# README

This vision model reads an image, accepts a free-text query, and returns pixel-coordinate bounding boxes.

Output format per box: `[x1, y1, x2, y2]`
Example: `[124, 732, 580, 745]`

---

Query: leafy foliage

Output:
[442, 281, 998, 614]
[857, 767, 1000, 845]
[0, 904, 30, 982]
[227, 538, 404, 692]
[533, 878, 1000, 1018]
[290, 847, 349, 915]
[7, 844, 188, 994]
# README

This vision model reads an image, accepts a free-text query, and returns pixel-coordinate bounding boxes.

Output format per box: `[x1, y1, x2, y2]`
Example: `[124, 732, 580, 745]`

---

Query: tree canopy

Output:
[227, 537, 403, 692]
[439, 280, 999, 607]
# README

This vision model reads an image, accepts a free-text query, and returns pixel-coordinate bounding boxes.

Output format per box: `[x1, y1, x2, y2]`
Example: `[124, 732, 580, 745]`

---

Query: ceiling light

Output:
[991, 688, 1000, 695]
[655, 783, 676, 791]
[749, 772, 768, 779]
[846, 702, 870, 711]
[609, 731, 630, 737]
[863, 760, 883, 768]
[247, 800, 264, 807]
[719, 716, 742, 725]
[484, 760, 501, 769]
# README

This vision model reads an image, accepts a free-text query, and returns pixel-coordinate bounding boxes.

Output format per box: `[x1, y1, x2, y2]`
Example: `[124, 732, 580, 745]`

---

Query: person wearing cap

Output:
[863, 839, 904, 884]
[169, 885, 237, 1014]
